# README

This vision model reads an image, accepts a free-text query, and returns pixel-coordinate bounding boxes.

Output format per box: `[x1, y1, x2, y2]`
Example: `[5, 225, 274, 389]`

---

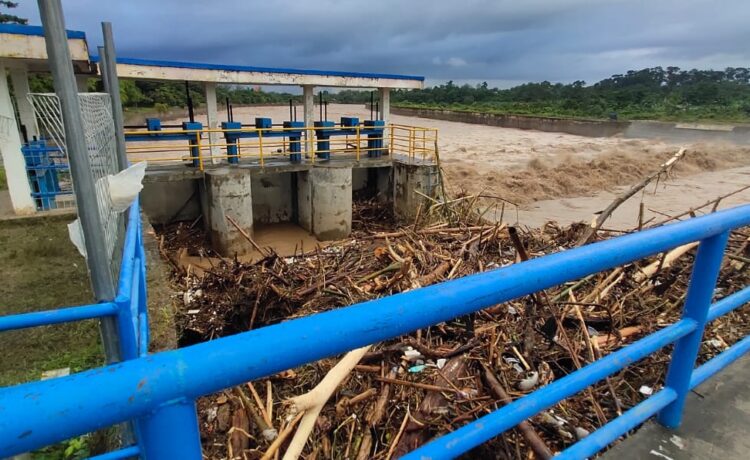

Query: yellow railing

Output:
[124, 124, 438, 170]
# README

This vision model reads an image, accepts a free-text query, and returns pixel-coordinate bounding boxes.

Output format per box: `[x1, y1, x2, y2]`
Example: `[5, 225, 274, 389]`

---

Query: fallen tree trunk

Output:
[282, 346, 371, 460]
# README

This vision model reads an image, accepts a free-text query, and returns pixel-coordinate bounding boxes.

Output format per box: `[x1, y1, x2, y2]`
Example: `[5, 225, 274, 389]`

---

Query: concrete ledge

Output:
[604, 354, 750, 459]
[392, 107, 629, 137]
[392, 107, 750, 144]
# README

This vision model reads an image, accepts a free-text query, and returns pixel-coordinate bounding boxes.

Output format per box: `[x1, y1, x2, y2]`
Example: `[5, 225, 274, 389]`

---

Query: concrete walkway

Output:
[605, 354, 750, 459]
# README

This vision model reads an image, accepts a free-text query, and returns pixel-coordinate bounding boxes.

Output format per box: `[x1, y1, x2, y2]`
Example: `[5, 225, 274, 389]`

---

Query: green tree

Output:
[0, 0, 27, 24]
[119, 80, 146, 107]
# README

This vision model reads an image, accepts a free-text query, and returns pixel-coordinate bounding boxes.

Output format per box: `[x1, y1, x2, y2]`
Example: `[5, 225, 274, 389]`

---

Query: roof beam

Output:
[105, 57, 424, 89]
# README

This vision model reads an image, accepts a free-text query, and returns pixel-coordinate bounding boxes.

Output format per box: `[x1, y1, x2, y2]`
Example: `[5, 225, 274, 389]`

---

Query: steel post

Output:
[37, 0, 122, 363]
[137, 399, 202, 459]
[657, 231, 730, 428]
[97, 45, 110, 94]
[101, 22, 128, 171]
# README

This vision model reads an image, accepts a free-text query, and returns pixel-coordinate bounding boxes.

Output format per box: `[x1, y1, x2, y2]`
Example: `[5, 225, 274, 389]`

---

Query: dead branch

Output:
[577, 147, 686, 245]
[282, 346, 371, 460]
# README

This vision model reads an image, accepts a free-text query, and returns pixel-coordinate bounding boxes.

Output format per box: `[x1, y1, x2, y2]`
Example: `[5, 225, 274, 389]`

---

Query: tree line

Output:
[26, 66, 750, 122]
[390, 67, 750, 121]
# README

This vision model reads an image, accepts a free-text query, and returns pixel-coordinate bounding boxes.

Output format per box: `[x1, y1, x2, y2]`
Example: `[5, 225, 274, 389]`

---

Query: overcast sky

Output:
[14, 0, 750, 88]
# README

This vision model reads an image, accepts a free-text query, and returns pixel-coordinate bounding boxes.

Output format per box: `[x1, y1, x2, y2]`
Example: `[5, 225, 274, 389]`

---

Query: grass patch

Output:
[0, 167, 7, 190]
[0, 214, 102, 387]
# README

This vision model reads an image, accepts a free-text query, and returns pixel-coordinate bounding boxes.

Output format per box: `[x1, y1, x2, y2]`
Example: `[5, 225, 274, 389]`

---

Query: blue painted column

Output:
[183, 121, 203, 167]
[284, 121, 304, 163]
[314, 121, 335, 160]
[138, 398, 202, 459]
[365, 119, 385, 158]
[657, 231, 730, 428]
[221, 121, 242, 164]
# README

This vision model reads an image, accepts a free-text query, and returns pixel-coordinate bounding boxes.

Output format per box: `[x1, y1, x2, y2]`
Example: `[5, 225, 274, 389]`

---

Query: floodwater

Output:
[513, 166, 750, 229]
[162, 104, 750, 229]
[176, 223, 327, 275]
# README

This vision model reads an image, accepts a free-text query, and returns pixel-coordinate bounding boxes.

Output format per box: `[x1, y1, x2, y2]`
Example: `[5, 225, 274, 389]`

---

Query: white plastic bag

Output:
[68, 162, 148, 257]
[107, 161, 147, 212]
[68, 218, 86, 257]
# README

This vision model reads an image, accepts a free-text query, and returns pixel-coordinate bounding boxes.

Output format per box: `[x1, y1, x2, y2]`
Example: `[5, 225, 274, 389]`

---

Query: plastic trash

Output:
[68, 219, 86, 257]
[68, 162, 148, 257]
[518, 371, 539, 391]
[262, 428, 278, 441]
[403, 347, 423, 361]
[107, 161, 147, 212]
[408, 364, 426, 373]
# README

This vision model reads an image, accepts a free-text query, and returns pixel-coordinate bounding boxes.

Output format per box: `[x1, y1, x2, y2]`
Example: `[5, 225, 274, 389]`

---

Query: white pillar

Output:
[9, 68, 39, 141]
[0, 66, 35, 214]
[303, 85, 315, 155]
[378, 87, 390, 125]
[75, 74, 89, 92]
[204, 82, 220, 164]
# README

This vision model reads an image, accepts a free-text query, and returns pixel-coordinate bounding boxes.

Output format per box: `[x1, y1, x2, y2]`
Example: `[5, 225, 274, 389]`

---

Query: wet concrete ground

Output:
[605, 354, 750, 459]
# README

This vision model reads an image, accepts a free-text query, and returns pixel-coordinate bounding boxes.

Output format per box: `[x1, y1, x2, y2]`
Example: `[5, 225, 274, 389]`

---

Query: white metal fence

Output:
[28, 92, 125, 276]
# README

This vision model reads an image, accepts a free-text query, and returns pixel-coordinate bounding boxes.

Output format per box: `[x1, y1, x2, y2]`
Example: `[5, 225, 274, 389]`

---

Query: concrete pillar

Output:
[0, 65, 35, 214]
[204, 82, 221, 164]
[378, 87, 390, 125]
[202, 168, 255, 255]
[303, 85, 315, 155]
[297, 165, 351, 240]
[75, 74, 89, 92]
[9, 68, 39, 141]
[393, 160, 440, 221]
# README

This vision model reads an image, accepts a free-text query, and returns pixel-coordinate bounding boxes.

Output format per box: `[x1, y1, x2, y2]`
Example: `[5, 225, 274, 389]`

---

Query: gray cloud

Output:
[15, 0, 750, 87]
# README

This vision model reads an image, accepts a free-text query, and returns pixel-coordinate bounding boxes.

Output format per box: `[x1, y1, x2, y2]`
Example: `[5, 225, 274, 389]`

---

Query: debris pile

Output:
[157, 195, 750, 459]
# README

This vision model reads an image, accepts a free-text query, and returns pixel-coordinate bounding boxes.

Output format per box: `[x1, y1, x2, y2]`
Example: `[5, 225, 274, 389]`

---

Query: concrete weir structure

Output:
[0, 23, 439, 256]
[0, 23, 425, 213]
[141, 156, 434, 256]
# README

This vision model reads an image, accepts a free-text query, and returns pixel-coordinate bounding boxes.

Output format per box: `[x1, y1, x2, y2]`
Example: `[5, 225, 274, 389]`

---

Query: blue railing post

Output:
[137, 398, 202, 459]
[657, 231, 730, 428]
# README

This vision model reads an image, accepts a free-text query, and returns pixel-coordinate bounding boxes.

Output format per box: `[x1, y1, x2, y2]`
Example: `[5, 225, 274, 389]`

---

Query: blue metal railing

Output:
[0, 202, 748, 459]
[21, 140, 73, 211]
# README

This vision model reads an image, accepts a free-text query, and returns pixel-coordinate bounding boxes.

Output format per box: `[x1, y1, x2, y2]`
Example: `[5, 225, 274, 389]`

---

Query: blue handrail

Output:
[0, 203, 748, 459]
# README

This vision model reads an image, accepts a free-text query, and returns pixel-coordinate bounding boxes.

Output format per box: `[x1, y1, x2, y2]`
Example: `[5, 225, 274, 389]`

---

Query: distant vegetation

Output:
[392, 67, 750, 122]
[28, 66, 750, 122]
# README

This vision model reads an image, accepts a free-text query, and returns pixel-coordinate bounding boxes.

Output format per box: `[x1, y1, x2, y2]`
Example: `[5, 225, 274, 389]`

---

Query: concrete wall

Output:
[251, 172, 294, 224]
[392, 107, 750, 144]
[140, 179, 201, 225]
[353, 166, 392, 203]
[297, 170, 312, 232]
[392, 107, 629, 137]
[624, 121, 750, 145]
[352, 168, 368, 192]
